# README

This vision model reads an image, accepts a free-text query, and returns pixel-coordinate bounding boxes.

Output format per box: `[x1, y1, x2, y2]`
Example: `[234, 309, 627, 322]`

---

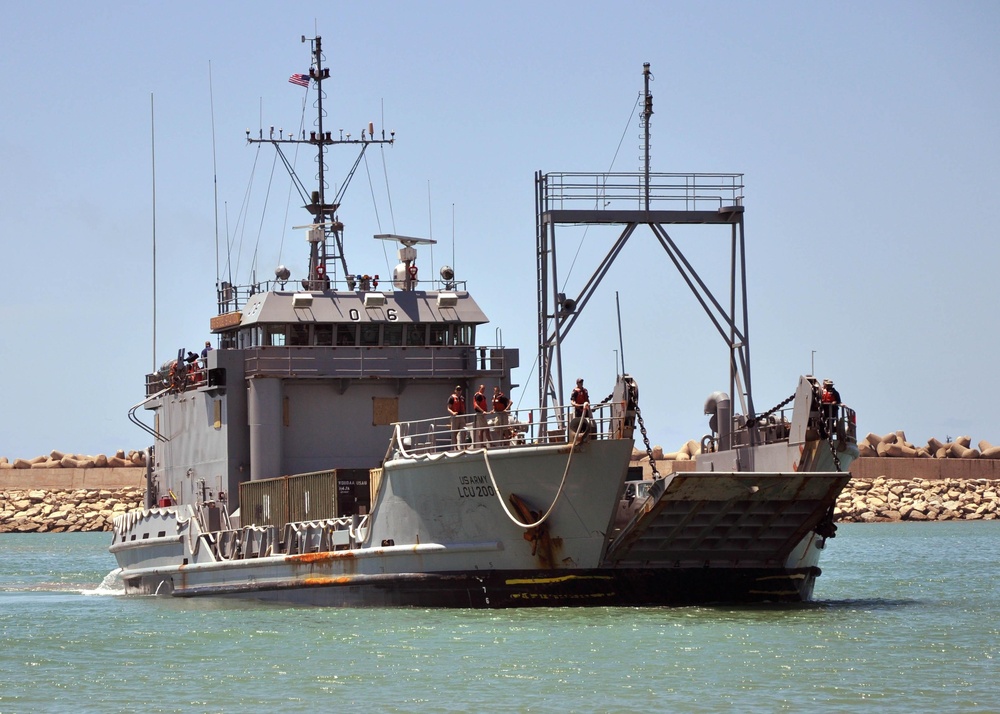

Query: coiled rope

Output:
[482, 437, 579, 530]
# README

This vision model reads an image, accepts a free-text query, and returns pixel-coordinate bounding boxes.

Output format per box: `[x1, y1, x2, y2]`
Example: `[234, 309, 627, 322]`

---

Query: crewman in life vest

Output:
[571, 378, 591, 419]
[473, 384, 490, 446]
[185, 351, 202, 385]
[447, 385, 467, 447]
[820, 379, 841, 436]
[570, 378, 594, 441]
[492, 386, 512, 445]
[168, 360, 182, 391]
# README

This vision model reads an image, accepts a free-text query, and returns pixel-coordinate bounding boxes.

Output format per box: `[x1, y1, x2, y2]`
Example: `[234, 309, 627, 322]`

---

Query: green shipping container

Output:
[239, 469, 372, 530]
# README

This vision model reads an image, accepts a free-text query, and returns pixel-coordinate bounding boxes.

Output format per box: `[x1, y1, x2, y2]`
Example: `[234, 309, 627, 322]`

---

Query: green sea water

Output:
[1, 523, 998, 713]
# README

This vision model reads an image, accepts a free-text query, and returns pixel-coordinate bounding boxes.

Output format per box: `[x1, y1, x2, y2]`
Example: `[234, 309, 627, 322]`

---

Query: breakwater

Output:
[1, 487, 143, 533]
[0, 449, 147, 470]
[2, 476, 999, 533]
[836, 477, 1000, 522]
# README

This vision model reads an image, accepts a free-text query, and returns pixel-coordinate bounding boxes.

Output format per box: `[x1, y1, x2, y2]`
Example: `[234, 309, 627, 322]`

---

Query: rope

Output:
[391, 421, 578, 529]
[483, 438, 578, 530]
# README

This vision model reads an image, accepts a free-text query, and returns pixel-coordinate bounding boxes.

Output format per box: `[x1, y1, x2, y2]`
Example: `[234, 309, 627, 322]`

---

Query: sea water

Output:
[1, 523, 998, 713]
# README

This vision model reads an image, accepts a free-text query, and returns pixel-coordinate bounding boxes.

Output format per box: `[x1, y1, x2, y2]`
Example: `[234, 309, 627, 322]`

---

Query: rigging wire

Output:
[277, 94, 310, 268]
[379, 143, 397, 273]
[363, 152, 383, 233]
[559, 93, 641, 292]
[381, 148, 397, 231]
[548, 95, 643, 345]
[249, 148, 281, 280]
[228, 142, 263, 282]
[363, 152, 395, 277]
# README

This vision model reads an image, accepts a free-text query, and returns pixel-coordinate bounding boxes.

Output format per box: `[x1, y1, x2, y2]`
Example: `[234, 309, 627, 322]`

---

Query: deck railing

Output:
[144, 345, 512, 396]
[216, 279, 469, 315]
[388, 401, 621, 459]
[540, 171, 744, 212]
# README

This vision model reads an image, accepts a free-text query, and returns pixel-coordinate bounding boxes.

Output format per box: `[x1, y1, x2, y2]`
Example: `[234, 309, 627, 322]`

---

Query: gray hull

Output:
[113, 437, 853, 607]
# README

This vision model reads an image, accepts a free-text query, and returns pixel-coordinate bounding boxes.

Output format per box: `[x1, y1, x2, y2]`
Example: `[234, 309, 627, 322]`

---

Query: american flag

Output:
[288, 73, 310, 88]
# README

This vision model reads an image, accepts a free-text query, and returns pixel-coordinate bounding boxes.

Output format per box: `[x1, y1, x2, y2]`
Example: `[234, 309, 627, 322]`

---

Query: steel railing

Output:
[541, 171, 744, 212]
[388, 401, 620, 458]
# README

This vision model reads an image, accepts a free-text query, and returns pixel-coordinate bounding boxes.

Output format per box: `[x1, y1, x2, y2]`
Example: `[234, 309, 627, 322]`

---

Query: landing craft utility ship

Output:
[111, 40, 858, 606]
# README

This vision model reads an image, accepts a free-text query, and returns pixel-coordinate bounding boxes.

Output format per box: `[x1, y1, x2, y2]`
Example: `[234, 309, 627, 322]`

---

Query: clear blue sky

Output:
[2, 1, 998, 460]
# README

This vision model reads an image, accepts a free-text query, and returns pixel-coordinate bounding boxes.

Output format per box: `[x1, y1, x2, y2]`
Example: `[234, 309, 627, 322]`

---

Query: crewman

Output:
[473, 384, 489, 446]
[820, 379, 842, 435]
[570, 378, 593, 441]
[185, 351, 202, 385]
[201, 340, 213, 369]
[493, 386, 512, 445]
[570, 378, 591, 419]
[447, 385, 467, 447]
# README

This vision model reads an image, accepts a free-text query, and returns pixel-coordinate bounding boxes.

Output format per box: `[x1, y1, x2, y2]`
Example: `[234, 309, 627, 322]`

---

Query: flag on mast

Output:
[288, 73, 310, 88]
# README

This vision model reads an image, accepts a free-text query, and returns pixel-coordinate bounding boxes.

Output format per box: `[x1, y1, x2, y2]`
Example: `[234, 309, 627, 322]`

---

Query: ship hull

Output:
[120, 564, 823, 607]
[113, 439, 842, 607]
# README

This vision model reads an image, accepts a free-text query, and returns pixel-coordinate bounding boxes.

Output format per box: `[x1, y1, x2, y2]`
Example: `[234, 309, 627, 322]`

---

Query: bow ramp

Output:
[604, 471, 850, 567]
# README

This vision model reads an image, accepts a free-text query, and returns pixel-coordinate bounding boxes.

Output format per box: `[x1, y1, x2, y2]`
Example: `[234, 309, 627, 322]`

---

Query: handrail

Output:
[216, 279, 469, 315]
[128, 393, 168, 442]
[541, 171, 744, 212]
[389, 401, 616, 458]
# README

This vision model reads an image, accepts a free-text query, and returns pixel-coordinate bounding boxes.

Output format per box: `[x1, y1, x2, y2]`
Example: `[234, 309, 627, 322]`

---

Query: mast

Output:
[641, 62, 653, 211]
[311, 35, 330, 287]
[247, 35, 394, 289]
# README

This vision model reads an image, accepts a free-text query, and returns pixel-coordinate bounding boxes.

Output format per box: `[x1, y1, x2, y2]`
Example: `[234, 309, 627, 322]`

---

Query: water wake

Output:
[81, 568, 125, 596]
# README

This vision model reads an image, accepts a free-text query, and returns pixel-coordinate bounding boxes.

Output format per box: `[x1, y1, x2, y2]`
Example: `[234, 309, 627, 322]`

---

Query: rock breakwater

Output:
[0, 449, 147, 470]
[836, 477, 1000, 522]
[0, 487, 142, 533]
[860, 432, 1000, 460]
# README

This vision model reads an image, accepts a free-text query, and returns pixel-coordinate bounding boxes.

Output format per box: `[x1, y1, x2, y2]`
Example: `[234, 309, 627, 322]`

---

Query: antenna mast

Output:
[641, 62, 653, 211]
[247, 35, 394, 289]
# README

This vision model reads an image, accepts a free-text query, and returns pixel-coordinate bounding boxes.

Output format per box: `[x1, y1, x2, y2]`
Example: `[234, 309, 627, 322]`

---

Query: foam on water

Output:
[80, 567, 124, 596]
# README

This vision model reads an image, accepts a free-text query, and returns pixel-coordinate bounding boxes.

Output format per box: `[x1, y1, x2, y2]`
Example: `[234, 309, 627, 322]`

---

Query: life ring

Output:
[316, 263, 326, 276]
[407, 265, 418, 279]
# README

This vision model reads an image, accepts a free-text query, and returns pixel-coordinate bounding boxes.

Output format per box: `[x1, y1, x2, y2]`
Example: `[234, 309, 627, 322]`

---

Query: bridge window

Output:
[406, 324, 426, 346]
[315, 325, 333, 346]
[429, 325, 448, 345]
[266, 325, 286, 346]
[336, 324, 357, 346]
[360, 323, 380, 346]
[288, 324, 309, 346]
[384, 323, 403, 346]
[454, 324, 473, 345]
